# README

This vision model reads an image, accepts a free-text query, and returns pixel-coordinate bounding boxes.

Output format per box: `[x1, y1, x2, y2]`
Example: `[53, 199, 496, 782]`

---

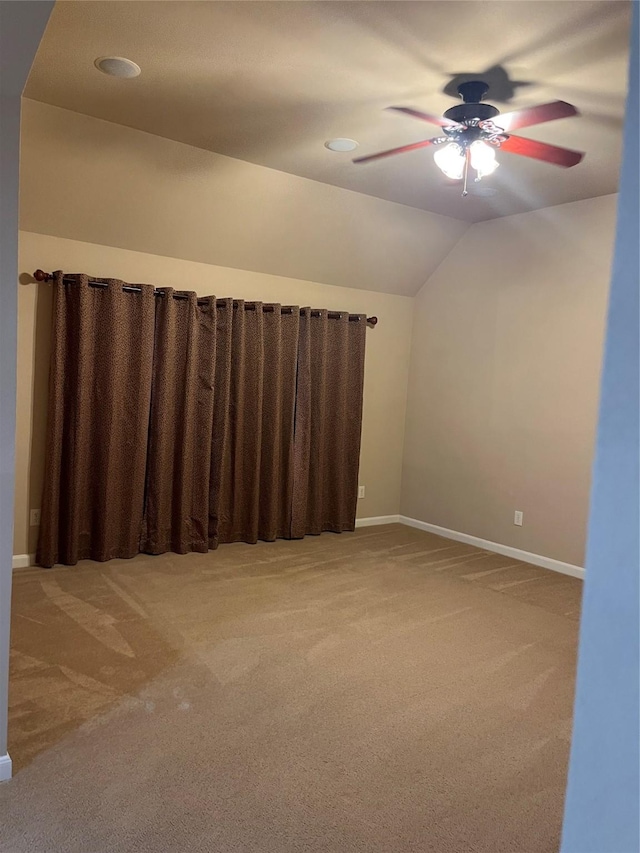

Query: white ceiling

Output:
[26, 1, 630, 223]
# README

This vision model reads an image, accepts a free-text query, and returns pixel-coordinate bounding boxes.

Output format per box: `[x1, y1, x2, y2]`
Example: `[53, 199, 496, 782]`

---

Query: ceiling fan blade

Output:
[500, 134, 584, 167]
[387, 106, 457, 127]
[353, 138, 438, 164]
[496, 100, 579, 131]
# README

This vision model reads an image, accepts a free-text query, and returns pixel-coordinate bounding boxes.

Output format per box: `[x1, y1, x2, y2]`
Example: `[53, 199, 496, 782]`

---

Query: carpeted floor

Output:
[2, 524, 582, 852]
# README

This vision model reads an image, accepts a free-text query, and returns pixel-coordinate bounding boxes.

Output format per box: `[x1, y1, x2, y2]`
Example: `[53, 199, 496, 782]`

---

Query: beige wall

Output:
[15, 231, 414, 556]
[401, 195, 618, 567]
[19, 99, 468, 298]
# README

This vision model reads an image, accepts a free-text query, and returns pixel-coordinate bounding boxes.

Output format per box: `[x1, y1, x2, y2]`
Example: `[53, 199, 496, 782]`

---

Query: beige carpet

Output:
[2, 524, 582, 852]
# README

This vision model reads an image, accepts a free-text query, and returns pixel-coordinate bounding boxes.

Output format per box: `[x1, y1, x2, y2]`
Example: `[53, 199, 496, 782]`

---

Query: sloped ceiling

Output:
[19, 100, 468, 295]
[25, 1, 630, 223]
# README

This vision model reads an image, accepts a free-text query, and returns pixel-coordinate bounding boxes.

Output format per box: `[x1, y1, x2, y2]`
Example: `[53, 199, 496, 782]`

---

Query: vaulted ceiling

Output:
[26, 1, 630, 223]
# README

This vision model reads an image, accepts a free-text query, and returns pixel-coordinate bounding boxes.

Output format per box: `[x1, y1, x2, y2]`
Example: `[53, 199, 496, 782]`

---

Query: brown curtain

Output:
[210, 302, 300, 546]
[139, 291, 217, 554]
[140, 297, 299, 554]
[290, 309, 367, 538]
[37, 276, 367, 567]
[37, 274, 156, 568]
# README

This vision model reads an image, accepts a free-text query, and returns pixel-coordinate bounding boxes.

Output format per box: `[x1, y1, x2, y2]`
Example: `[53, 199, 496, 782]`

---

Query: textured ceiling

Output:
[26, 1, 629, 223]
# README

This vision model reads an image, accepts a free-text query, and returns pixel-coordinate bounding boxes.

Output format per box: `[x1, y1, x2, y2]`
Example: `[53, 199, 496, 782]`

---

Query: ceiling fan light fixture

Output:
[470, 140, 499, 180]
[434, 143, 465, 180]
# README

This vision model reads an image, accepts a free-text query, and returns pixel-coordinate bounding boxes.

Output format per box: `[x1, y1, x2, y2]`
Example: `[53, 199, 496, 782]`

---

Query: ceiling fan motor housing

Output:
[443, 80, 500, 125]
[444, 101, 500, 124]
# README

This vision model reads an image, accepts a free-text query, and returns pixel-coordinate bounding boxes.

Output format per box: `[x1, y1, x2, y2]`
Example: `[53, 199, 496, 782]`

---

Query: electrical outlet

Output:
[30, 508, 41, 527]
[358, 486, 365, 499]
[514, 510, 523, 527]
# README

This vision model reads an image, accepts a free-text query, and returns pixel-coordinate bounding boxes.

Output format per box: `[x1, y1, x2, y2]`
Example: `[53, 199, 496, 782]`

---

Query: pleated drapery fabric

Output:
[139, 291, 218, 555]
[211, 302, 300, 547]
[37, 274, 367, 568]
[291, 309, 366, 538]
[37, 273, 156, 567]
[140, 296, 300, 554]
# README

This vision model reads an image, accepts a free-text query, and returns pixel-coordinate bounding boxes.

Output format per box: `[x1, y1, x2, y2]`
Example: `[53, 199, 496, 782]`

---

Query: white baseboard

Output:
[12, 522, 584, 580]
[0, 753, 12, 782]
[399, 516, 585, 580]
[12, 554, 35, 570]
[355, 515, 400, 528]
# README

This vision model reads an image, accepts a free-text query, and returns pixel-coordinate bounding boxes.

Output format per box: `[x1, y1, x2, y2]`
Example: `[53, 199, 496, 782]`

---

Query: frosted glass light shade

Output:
[470, 141, 499, 179]
[434, 143, 465, 180]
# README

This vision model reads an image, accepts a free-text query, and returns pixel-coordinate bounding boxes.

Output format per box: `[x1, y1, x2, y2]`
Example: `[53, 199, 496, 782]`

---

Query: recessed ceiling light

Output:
[325, 138, 358, 152]
[94, 56, 141, 78]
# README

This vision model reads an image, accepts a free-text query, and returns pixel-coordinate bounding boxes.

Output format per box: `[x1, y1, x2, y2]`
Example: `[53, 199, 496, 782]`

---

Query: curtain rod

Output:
[33, 270, 378, 327]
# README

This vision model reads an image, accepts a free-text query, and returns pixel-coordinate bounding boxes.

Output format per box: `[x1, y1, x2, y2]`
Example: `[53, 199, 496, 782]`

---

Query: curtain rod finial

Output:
[33, 269, 52, 282]
[367, 316, 378, 327]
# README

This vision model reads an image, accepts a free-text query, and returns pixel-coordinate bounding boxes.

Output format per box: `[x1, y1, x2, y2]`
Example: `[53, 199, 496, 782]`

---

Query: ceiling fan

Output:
[354, 81, 584, 196]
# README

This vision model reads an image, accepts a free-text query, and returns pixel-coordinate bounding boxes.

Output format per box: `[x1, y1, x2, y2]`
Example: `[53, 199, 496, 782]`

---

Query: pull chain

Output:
[462, 148, 470, 197]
